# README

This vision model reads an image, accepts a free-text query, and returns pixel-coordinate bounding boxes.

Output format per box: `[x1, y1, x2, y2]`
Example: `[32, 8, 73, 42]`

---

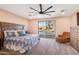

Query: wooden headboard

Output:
[0, 22, 24, 48]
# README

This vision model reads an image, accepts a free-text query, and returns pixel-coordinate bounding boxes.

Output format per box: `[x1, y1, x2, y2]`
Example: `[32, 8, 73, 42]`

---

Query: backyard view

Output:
[38, 20, 55, 38]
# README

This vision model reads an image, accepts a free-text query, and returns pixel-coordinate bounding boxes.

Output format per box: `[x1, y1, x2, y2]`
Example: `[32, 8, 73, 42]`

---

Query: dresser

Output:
[70, 26, 79, 52]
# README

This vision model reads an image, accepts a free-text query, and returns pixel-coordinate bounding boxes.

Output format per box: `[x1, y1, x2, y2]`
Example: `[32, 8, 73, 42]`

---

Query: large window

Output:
[38, 20, 56, 38]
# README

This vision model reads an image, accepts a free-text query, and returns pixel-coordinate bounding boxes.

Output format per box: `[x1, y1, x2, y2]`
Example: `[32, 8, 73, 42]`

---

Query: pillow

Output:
[17, 30, 27, 36]
[4, 30, 17, 37]
[6, 32, 16, 37]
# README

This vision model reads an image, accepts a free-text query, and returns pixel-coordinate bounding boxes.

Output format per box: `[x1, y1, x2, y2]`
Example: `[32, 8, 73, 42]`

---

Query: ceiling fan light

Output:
[61, 12, 65, 14]
[61, 10, 65, 14]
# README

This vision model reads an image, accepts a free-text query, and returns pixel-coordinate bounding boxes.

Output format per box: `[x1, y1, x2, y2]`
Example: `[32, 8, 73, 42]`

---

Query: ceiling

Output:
[0, 4, 79, 19]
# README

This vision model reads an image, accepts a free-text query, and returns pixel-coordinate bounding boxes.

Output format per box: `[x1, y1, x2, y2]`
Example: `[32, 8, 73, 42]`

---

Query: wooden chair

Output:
[56, 32, 70, 43]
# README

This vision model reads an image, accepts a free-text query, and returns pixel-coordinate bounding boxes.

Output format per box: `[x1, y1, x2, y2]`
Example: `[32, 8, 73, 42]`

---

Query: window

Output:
[38, 20, 56, 38]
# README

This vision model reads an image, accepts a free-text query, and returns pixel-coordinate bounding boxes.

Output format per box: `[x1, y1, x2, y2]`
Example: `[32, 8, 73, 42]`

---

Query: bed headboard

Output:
[0, 22, 24, 48]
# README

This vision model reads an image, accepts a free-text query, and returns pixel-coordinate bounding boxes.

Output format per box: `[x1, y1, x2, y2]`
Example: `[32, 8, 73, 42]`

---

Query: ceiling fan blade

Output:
[29, 12, 37, 13]
[43, 6, 53, 13]
[43, 13, 51, 16]
[30, 7, 39, 12]
[40, 4, 42, 12]
[44, 11, 55, 13]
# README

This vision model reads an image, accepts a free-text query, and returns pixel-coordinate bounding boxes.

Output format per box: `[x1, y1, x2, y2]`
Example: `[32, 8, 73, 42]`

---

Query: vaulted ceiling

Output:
[0, 4, 79, 19]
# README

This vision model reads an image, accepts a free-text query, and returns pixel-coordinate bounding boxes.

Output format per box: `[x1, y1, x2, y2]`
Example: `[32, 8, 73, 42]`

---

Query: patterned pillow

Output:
[6, 32, 16, 37]
[4, 30, 17, 37]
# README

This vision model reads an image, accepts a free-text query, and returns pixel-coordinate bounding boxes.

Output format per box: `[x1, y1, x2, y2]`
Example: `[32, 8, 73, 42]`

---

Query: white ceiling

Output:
[0, 4, 79, 19]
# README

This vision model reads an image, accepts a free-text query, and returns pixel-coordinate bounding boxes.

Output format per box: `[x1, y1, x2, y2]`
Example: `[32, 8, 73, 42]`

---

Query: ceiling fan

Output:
[29, 4, 55, 16]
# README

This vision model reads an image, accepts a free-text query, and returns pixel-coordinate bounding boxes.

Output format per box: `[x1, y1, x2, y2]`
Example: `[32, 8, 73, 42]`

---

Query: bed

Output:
[0, 22, 40, 53]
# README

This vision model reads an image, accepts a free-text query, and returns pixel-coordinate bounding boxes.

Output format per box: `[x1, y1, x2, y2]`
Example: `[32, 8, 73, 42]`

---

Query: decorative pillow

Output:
[4, 30, 17, 37]
[17, 30, 27, 36]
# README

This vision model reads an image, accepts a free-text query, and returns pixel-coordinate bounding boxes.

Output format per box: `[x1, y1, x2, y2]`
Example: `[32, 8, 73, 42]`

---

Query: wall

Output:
[0, 9, 29, 30]
[70, 13, 77, 26]
[0, 9, 77, 37]
[28, 13, 77, 37]
[55, 16, 71, 37]
[28, 20, 38, 33]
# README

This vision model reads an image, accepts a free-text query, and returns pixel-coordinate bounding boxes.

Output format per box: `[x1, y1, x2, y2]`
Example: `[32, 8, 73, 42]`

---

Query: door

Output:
[38, 20, 56, 38]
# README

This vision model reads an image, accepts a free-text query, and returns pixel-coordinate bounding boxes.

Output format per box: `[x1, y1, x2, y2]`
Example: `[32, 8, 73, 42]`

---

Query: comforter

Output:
[4, 34, 40, 53]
